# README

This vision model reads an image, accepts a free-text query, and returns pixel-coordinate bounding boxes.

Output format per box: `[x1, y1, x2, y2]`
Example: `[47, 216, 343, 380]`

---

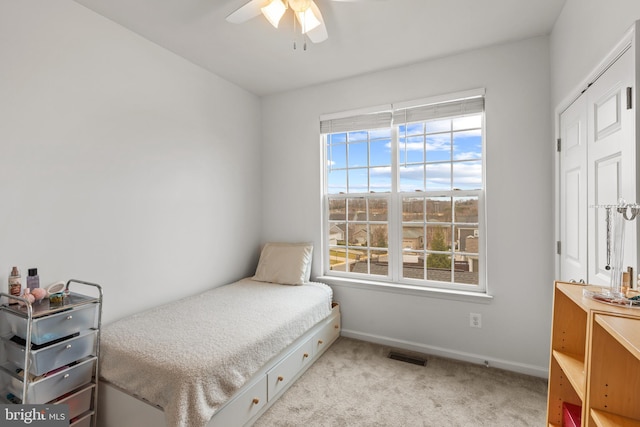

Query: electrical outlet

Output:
[470, 313, 482, 328]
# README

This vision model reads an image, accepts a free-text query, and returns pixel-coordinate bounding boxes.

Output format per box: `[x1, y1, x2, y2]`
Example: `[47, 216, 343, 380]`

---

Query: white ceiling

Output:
[72, 0, 566, 96]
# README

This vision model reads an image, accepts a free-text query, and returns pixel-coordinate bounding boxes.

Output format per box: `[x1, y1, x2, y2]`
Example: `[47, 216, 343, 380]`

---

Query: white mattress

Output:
[99, 278, 333, 427]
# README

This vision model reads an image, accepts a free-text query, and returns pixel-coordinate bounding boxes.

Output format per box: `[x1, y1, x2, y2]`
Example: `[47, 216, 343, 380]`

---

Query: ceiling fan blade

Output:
[306, 0, 328, 43]
[226, 0, 267, 24]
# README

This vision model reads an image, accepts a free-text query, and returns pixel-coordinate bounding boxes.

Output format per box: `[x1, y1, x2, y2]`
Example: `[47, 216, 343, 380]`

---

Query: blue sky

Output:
[327, 114, 483, 193]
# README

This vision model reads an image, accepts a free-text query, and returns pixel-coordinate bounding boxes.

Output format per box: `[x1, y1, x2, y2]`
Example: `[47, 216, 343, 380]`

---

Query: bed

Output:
[97, 243, 340, 427]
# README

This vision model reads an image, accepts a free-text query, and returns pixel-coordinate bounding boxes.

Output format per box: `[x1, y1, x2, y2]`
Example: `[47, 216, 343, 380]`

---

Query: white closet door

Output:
[559, 94, 588, 283]
[587, 48, 636, 287]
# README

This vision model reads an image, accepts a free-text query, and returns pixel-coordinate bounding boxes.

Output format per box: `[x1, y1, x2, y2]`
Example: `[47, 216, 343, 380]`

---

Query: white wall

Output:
[261, 37, 554, 376]
[551, 0, 640, 107]
[0, 0, 568, 377]
[0, 1, 262, 324]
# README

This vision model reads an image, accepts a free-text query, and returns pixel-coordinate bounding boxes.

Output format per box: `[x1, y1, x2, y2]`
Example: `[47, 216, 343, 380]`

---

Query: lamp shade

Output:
[295, 7, 321, 33]
[261, 0, 287, 28]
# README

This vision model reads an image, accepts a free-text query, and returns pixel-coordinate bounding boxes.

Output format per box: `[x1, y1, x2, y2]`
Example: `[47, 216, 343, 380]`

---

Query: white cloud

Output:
[453, 151, 480, 161]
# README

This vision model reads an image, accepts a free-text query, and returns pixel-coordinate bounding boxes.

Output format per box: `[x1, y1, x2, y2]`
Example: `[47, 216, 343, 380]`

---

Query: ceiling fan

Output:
[226, 0, 370, 47]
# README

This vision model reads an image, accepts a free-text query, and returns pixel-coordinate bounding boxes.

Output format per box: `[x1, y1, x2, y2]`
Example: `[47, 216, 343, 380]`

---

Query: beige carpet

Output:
[254, 337, 547, 427]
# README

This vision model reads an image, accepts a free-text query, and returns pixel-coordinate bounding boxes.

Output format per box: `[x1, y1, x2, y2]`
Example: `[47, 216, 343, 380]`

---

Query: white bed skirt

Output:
[98, 303, 340, 427]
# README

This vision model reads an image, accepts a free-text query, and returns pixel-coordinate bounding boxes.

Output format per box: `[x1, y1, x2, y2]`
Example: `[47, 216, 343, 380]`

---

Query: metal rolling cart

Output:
[0, 279, 102, 427]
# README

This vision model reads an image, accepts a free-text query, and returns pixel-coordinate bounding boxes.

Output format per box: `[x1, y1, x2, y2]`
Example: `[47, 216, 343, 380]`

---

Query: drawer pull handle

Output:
[63, 374, 70, 379]
[318, 340, 324, 345]
[65, 345, 72, 349]
[334, 324, 339, 329]
[66, 315, 73, 320]
[277, 376, 284, 382]
[252, 398, 260, 405]
[303, 353, 309, 358]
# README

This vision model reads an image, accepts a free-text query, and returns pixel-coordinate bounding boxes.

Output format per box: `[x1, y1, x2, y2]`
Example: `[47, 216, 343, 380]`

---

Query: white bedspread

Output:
[99, 278, 333, 427]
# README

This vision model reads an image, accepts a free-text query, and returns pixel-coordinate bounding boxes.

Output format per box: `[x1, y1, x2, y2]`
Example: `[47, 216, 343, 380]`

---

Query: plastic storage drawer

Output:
[54, 384, 94, 420]
[3, 357, 95, 403]
[70, 412, 92, 427]
[2, 304, 98, 345]
[4, 330, 97, 376]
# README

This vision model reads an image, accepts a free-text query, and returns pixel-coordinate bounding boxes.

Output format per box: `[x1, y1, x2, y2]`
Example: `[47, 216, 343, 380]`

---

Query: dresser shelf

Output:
[547, 281, 640, 426]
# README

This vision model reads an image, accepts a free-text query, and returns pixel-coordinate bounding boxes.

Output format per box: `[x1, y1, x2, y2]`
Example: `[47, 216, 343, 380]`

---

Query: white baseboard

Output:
[340, 329, 549, 379]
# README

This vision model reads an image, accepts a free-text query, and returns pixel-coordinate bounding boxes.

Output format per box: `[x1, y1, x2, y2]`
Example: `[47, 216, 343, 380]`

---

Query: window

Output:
[321, 90, 485, 293]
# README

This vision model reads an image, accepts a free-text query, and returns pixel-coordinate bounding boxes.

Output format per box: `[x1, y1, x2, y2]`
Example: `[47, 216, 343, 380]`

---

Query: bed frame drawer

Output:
[210, 375, 267, 427]
[267, 339, 314, 400]
[313, 309, 341, 357]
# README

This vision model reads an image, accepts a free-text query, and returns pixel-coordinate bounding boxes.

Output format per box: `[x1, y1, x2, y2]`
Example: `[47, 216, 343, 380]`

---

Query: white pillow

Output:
[253, 242, 313, 285]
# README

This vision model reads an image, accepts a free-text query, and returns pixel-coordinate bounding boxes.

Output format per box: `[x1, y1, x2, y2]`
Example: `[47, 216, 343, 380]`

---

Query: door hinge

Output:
[557, 138, 561, 152]
[627, 87, 633, 110]
[557, 241, 561, 255]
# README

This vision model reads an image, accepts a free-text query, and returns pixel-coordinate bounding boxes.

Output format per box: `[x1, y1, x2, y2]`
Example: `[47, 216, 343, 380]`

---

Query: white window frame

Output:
[320, 89, 487, 294]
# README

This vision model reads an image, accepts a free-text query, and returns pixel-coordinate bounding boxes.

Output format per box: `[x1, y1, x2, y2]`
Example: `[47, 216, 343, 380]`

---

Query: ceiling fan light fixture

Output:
[295, 8, 321, 33]
[288, 0, 311, 12]
[226, 0, 328, 47]
[261, 0, 287, 28]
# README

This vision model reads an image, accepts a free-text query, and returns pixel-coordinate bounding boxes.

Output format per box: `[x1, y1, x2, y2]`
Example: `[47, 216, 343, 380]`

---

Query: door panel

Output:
[564, 168, 581, 263]
[592, 155, 622, 284]
[559, 94, 587, 282]
[595, 90, 621, 139]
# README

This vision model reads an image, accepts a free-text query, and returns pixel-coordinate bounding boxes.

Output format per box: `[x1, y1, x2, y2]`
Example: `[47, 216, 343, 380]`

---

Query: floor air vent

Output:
[388, 351, 427, 366]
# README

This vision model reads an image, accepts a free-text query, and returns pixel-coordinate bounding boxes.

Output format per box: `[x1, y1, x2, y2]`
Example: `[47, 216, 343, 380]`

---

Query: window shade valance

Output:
[320, 90, 485, 134]
[393, 96, 484, 125]
[319, 111, 392, 134]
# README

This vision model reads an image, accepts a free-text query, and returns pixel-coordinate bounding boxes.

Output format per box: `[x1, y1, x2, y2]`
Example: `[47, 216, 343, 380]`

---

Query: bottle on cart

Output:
[8, 266, 21, 298]
[27, 268, 40, 290]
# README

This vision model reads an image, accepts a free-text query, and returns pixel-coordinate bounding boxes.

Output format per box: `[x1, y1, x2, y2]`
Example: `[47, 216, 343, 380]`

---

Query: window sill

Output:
[316, 275, 493, 304]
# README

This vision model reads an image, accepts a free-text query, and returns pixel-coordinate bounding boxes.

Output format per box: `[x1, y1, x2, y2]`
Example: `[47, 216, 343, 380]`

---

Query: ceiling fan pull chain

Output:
[292, 11, 297, 50]
[302, 9, 307, 51]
